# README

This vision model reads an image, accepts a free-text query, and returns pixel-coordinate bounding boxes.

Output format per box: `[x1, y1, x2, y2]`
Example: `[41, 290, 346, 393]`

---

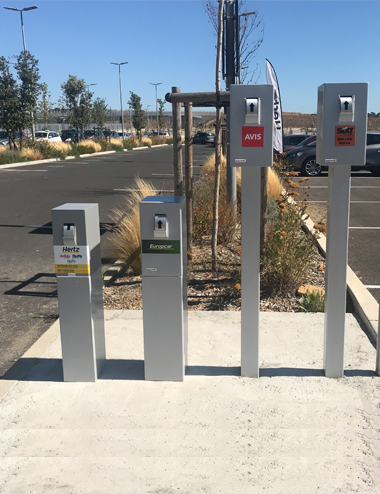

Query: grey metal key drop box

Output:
[140, 196, 188, 381]
[52, 203, 106, 382]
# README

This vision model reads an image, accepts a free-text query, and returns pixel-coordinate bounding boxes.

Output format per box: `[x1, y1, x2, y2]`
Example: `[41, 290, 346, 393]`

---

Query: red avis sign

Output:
[242, 126, 264, 147]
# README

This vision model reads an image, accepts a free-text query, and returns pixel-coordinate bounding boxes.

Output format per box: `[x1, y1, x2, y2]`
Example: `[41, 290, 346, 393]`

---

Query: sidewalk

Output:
[1, 310, 380, 493]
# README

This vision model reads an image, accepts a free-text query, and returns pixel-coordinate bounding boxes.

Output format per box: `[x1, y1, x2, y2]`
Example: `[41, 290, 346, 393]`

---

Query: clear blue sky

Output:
[0, 0, 379, 115]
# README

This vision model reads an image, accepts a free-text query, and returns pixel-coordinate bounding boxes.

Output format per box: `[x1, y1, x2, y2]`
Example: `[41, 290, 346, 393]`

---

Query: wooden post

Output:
[185, 102, 193, 254]
[172, 87, 183, 196]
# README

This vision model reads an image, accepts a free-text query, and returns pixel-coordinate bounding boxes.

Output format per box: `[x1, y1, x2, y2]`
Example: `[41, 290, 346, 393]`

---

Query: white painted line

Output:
[305, 184, 380, 187]
[349, 227, 380, 229]
[114, 189, 172, 192]
[24, 225, 51, 229]
[365, 286, 380, 289]
[151, 173, 174, 176]
[307, 201, 327, 203]
[351, 201, 380, 203]
[1, 169, 47, 172]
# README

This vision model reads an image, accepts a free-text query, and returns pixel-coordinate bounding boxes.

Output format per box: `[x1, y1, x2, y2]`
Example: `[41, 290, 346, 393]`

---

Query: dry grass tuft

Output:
[0, 146, 7, 154]
[110, 138, 123, 148]
[78, 139, 102, 152]
[108, 177, 158, 275]
[141, 137, 152, 146]
[20, 148, 44, 161]
[50, 141, 72, 154]
[127, 137, 140, 148]
[267, 168, 282, 201]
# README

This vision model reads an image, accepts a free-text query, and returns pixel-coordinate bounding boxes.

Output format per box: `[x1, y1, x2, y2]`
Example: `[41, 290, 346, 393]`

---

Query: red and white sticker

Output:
[335, 126, 355, 147]
[242, 126, 264, 147]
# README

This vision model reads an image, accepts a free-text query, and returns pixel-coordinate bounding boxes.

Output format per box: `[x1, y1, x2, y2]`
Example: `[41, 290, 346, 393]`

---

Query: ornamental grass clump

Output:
[298, 291, 325, 312]
[261, 193, 317, 295]
[107, 176, 157, 275]
[77, 139, 101, 153]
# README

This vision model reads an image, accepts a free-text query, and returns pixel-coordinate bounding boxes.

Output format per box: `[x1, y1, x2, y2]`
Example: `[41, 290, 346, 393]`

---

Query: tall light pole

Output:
[150, 82, 162, 136]
[146, 104, 151, 132]
[110, 62, 128, 140]
[85, 83, 97, 94]
[4, 5, 38, 141]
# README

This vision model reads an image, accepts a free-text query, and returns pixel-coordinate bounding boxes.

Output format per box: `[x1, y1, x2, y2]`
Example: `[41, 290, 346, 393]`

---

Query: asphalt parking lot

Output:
[294, 170, 380, 303]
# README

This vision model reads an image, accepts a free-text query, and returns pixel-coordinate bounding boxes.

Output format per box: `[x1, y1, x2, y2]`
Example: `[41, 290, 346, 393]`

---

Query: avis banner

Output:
[265, 59, 283, 153]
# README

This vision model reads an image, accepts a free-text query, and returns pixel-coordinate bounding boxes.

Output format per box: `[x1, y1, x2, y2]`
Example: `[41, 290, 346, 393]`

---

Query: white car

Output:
[35, 131, 62, 142]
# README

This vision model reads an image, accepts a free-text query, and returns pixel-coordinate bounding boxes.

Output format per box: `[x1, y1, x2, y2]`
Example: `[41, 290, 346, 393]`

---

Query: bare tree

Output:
[211, 0, 224, 272]
[203, 0, 264, 84]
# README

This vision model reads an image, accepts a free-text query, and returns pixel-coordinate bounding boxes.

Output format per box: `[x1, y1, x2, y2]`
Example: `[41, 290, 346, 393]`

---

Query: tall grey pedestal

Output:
[52, 203, 106, 382]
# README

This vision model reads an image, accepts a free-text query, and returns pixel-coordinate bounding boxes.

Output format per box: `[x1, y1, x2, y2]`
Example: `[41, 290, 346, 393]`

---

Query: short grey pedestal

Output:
[140, 196, 187, 381]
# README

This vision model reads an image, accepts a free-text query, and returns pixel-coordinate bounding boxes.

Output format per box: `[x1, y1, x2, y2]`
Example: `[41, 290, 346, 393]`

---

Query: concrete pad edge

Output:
[0, 320, 60, 401]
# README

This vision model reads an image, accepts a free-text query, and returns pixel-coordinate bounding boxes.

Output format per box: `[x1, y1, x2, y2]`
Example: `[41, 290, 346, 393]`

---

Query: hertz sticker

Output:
[54, 245, 91, 274]
[55, 264, 90, 274]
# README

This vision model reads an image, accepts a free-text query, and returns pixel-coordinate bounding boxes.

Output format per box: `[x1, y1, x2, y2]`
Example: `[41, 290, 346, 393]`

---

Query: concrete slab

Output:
[1, 311, 380, 493]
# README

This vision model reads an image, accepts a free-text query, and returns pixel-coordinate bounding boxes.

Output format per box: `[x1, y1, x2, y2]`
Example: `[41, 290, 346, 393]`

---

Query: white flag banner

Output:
[266, 59, 283, 153]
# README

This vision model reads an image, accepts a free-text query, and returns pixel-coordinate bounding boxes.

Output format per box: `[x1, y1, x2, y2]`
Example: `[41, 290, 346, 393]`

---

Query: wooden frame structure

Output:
[165, 87, 230, 253]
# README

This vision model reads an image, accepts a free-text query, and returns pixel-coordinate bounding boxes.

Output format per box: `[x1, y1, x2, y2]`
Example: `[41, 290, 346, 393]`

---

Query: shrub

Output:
[151, 136, 166, 146]
[165, 138, 173, 145]
[110, 138, 123, 148]
[69, 144, 96, 157]
[92, 138, 109, 151]
[122, 140, 135, 151]
[141, 137, 152, 147]
[77, 139, 101, 153]
[23, 140, 65, 160]
[20, 148, 44, 161]
[298, 291, 325, 312]
[0, 150, 27, 165]
[107, 177, 158, 275]
[192, 175, 240, 245]
[261, 198, 316, 295]
[49, 141, 72, 155]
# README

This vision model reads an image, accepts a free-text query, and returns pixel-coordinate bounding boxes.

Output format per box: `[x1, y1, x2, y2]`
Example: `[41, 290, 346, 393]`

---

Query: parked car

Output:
[61, 130, 83, 143]
[103, 130, 121, 139]
[284, 131, 380, 177]
[206, 134, 215, 146]
[0, 132, 31, 146]
[283, 133, 312, 152]
[35, 131, 62, 142]
[117, 131, 132, 138]
[143, 132, 154, 138]
[151, 131, 170, 138]
[193, 132, 214, 144]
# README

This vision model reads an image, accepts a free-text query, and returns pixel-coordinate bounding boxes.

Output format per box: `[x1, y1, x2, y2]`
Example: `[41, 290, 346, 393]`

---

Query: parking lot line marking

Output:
[1, 169, 48, 172]
[349, 227, 380, 229]
[351, 201, 380, 203]
[151, 173, 174, 176]
[114, 188, 172, 192]
[365, 285, 380, 289]
[307, 201, 327, 203]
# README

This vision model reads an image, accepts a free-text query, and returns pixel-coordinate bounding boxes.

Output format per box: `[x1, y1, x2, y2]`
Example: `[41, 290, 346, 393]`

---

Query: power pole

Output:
[225, 0, 237, 210]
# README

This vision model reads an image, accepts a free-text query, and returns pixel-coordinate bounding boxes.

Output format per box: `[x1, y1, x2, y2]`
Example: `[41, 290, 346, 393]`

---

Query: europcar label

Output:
[54, 245, 90, 274]
[141, 240, 180, 254]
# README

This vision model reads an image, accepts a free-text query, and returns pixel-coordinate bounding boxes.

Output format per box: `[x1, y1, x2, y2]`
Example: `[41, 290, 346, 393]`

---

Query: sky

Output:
[0, 0, 379, 115]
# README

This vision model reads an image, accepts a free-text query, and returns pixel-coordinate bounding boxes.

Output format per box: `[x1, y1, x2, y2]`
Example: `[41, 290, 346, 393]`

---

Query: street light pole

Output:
[85, 83, 97, 94]
[4, 5, 38, 141]
[110, 62, 128, 140]
[150, 82, 162, 136]
[146, 105, 151, 132]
